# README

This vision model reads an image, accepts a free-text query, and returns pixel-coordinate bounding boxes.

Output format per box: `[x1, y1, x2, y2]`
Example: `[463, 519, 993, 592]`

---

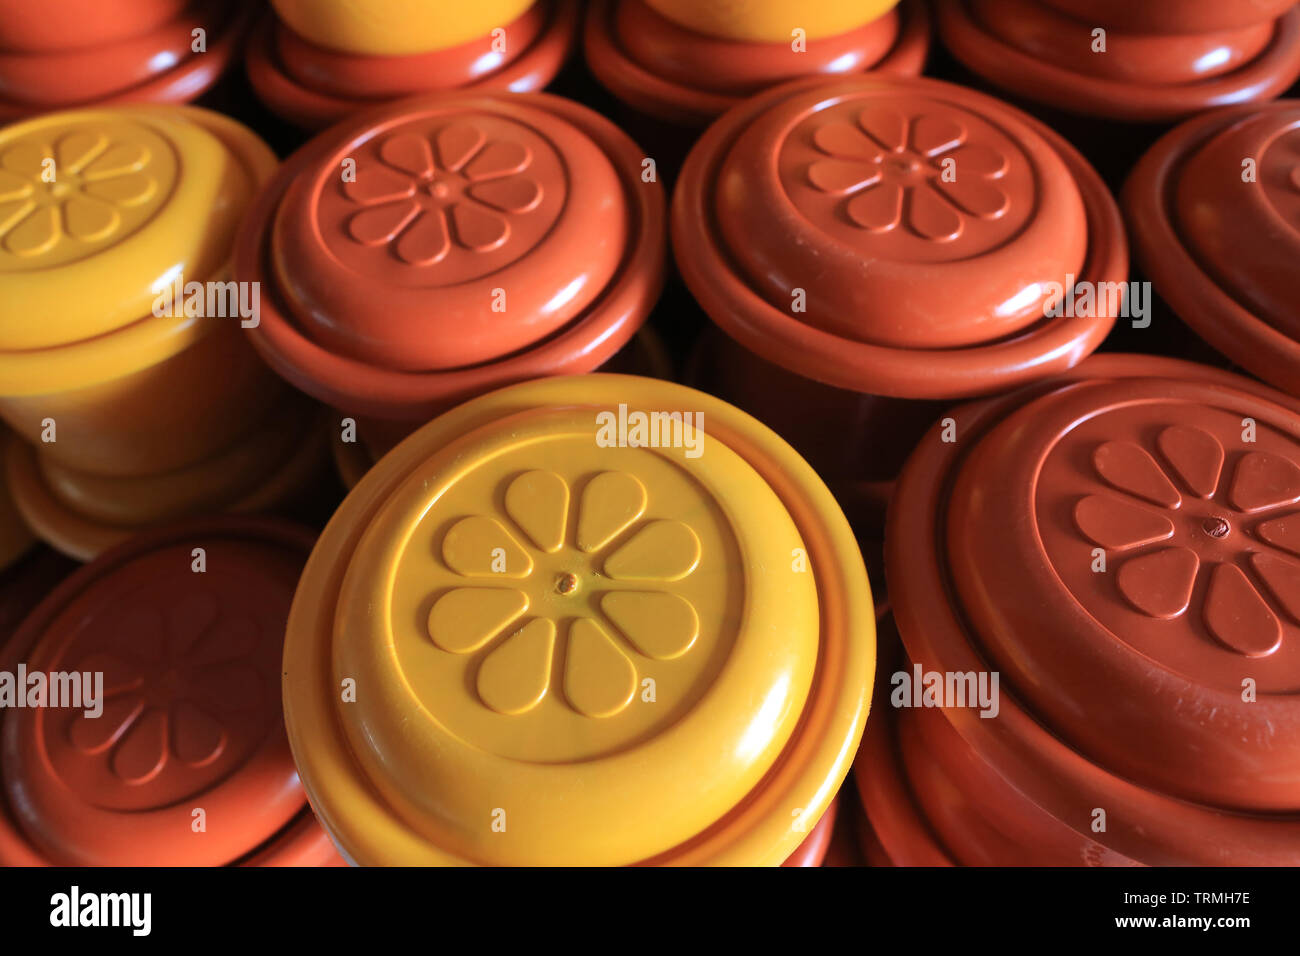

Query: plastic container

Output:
[584, 0, 929, 129]
[782, 798, 839, 868]
[238, 91, 667, 463]
[0, 0, 252, 119]
[0, 105, 326, 561]
[0, 517, 344, 866]
[864, 353, 1300, 866]
[673, 73, 1126, 482]
[1124, 100, 1300, 396]
[936, 0, 1300, 123]
[245, 1, 579, 130]
[282, 373, 874, 865]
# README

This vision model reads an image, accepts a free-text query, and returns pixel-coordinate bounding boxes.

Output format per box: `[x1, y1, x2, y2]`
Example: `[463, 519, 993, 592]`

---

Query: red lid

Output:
[1124, 101, 1300, 396]
[886, 354, 1300, 865]
[244, 1, 579, 131]
[781, 798, 838, 867]
[240, 91, 665, 422]
[0, 0, 186, 54]
[1039, 0, 1297, 34]
[937, 0, 1300, 122]
[0, 1, 251, 118]
[672, 74, 1124, 400]
[583, 0, 930, 127]
[0, 518, 317, 866]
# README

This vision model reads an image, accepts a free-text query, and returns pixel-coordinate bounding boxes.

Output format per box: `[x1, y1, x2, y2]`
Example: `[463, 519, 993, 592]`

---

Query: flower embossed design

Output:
[0, 129, 158, 258]
[428, 470, 702, 719]
[64, 591, 267, 785]
[806, 107, 1010, 241]
[1073, 424, 1300, 657]
[342, 122, 544, 267]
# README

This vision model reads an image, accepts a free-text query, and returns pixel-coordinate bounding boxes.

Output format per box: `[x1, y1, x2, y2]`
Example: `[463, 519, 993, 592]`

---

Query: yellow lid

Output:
[643, 0, 901, 42]
[0, 106, 274, 384]
[270, 0, 536, 56]
[284, 374, 874, 865]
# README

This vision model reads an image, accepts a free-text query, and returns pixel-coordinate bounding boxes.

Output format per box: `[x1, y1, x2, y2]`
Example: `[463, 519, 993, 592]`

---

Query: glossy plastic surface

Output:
[270, 0, 537, 56]
[1125, 101, 1300, 395]
[673, 75, 1125, 399]
[644, 0, 900, 42]
[240, 92, 665, 425]
[283, 374, 874, 865]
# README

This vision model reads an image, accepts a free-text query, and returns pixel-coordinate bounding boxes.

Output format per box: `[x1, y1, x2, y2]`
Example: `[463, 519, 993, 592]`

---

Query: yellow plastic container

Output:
[269, 0, 537, 56]
[0, 105, 322, 560]
[643, 0, 901, 42]
[284, 374, 874, 865]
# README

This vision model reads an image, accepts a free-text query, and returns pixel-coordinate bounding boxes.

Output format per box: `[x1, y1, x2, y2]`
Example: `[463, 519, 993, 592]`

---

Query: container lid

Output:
[1039, 0, 1297, 34]
[937, 0, 1300, 122]
[270, 0, 536, 56]
[583, 0, 929, 126]
[643, 0, 900, 43]
[673, 74, 1125, 399]
[887, 354, 1300, 864]
[240, 92, 665, 422]
[0, 518, 316, 865]
[1124, 101, 1300, 396]
[781, 797, 838, 867]
[283, 374, 874, 865]
[0, 104, 274, 357]
[0, 0, 187, 54]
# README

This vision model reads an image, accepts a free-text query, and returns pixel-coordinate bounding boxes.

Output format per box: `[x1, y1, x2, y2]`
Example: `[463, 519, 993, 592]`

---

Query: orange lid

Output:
[0, 518, 318, 865]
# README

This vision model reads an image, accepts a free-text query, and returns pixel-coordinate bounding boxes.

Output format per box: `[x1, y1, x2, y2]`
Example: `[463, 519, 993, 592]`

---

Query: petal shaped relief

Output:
[0, 169, 33, 201]
[80, 142, 148, 180]
[911, 114, 964, 156]
[82, 171, 156, 206]
[1116, 547, 1199, 619]
[450, 201, 508, 252]
[464, 140, 530, 181]
[76, 652, 144, 696]
[906, 185, 962, 241]
[847, 181, 902, 231]
[469, 176, 542, 213]
[69, 696, 143, 754]
[0, 199, 33, 237]
[576, 472, 646, 552]
[1229, 451, 1300, 513]
[476, 619, 555, 715]
[601, 591, 699, 660]
[428, 588, 529, 654]
[342, 164, 415, 206]
[435, 122, 486, 172]
[504, 470, 568, 553]
[1251, 552, 1300, 624]
[564, 618, 636, 718]
[1074, 494, 1175, 551]
[857, 107, 907, 151]
[379, 133, 433, 178]
[4, 204, 58, 256]
[348, 200, 419, 245]
[1093, 440, 1181, 508]
[604, 520, 701, 581]
[111, 708, 168, 783]
[1203, 563, 1282, 657]
[1156, 425, 1224, 498]
[933, 176, 1008, 219]
[944, 142, 1008, 178]
[808, 158, 881, 194]
[189, 613, 259, 667]
[812, 121, 881, 162]
[395, 208, 451, 265]
[55, 130, 107, 174]
[170, 700, 225, 766]
[1257, 513, 1300, 558]
[165, 591, 218, 661]
[442, 515, 533, 578]
[2, 141, 50, 178]
[62, 196, 118, 241]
